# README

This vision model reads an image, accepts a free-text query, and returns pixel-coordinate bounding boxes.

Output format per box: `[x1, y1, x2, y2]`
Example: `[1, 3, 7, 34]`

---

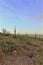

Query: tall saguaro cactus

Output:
[35, 33, 37, 39]
[2, 28, 6, 34]
[14, 26, 16, 38]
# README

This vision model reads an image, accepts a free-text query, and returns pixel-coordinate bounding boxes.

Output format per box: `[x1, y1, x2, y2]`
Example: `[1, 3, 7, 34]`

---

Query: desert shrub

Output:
[0, 32, 3, 37]
[38, 38, 43, 41]
[2, 28, 10, 36]
[0, 32, 2, 34]
[0, 41, 16, 53]
[26, 41, 32, 45]
[32, 37, 43, 41]
[0, 40, 21, 54]
[19, 36, 30, 42]
[4, 32, 10, 36]
[2, 32, 10, 36]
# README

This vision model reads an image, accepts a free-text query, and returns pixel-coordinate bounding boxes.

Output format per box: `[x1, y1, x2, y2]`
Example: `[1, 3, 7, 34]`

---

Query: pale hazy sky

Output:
[0, 0, 43, 34]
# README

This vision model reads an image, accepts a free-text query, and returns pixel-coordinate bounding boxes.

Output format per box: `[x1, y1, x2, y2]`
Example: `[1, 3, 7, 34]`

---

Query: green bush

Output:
[1, 41, 15, 53]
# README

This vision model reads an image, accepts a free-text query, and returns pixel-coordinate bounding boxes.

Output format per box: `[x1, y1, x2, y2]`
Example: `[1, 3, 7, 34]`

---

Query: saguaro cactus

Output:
[35, 33, 37, 39]
[14, 26, 16, 38]
[2, 28, 6, 34]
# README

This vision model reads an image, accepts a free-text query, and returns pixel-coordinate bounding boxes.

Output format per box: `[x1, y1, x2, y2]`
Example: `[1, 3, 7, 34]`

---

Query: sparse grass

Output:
[0, 41, 14, 53]
[0, 33, 43, 65]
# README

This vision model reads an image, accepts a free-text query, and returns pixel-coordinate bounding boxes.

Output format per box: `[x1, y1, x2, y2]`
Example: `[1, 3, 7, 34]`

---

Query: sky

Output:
[0, 0, 43, 34]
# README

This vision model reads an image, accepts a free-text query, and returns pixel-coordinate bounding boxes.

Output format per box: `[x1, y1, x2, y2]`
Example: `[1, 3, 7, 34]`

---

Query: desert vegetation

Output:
[0, 32, 43, 65]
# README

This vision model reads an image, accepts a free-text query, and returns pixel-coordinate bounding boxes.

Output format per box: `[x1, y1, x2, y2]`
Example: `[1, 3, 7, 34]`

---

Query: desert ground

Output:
[0, 33, 43, 65]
